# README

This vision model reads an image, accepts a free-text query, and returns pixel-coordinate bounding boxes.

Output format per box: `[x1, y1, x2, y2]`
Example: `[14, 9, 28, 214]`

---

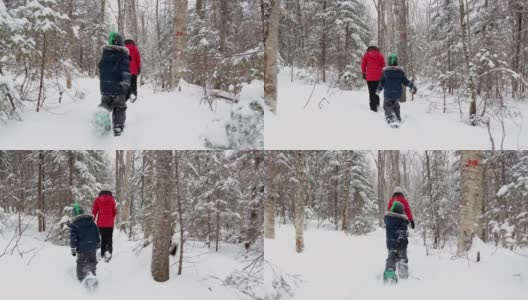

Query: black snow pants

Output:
[367, 81, 380, 112]
[77, 252, 97, 281]
[385, 248, 408, 278]
[126, 75, 138, 100]
[98, 227, 114, 257]
[383, 97, 401, 123]
[100, 95, 127, 129]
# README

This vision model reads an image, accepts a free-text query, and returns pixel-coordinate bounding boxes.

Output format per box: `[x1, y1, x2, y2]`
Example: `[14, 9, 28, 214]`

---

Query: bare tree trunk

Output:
[458, 0, 478, 125]
[377, 151, 385, 226]
[294, 151, 306, 253]
[173, 152, 184, 275]
[264, 152, 276, 239]
[173, 0, 188, 88]
[264, 0, 281, 113]
[68, 151, 74, 206]
[341, 153, 352, 232]
[396, 0, 408, 102]
[151, 151, 173, 282]
[334, 164, 339, 230]
[37, 33, 47, 112]
[457, 151, 484, 256]
[37, 151, 45, 232]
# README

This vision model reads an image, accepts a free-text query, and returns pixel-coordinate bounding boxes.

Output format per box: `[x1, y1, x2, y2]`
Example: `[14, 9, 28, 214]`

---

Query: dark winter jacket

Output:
[376, 66, 415, 100]
[70, 214, 101, 254]
[92, 193, 117, 228]
[387, 194, 414, 223]
[125, 40, 141, 76]
[98, 45, 131, 96]
[361, 47, 385, 81]
[384, 211, 409, 250]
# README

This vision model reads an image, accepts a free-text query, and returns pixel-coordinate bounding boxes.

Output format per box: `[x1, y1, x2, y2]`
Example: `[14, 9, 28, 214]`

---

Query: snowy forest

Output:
[264, 0, 528, 149]
[265, 150, 528, 300]
[0, 0, 264, 149]
[0, 150, 264, 299]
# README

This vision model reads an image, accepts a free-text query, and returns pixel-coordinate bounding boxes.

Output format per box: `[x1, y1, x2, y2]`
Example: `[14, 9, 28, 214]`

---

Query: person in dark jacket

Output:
[69, 203, 101, 282]
[98, 32, 131, 136]
[361, 40, 386, 112]
[92, 184, 117, 262]
[376, 52, 417, 124]
[124, 39, 141, 102]
[384, 201, 409, 281]
[387, 186, 415, 229]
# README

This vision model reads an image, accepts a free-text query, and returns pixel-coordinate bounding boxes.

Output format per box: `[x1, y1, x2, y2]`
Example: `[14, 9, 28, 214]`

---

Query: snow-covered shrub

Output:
[224, 81, 264, 149]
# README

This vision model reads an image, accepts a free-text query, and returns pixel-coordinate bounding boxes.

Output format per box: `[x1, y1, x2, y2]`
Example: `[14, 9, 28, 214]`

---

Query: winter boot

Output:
[82, 273, 98, 293]
[383, 269, 398, 284]
[397, 260, 408, 279]
[113, 127, 123, 137]
[104, 252, 112, 262]
[394, 107, 402, 122]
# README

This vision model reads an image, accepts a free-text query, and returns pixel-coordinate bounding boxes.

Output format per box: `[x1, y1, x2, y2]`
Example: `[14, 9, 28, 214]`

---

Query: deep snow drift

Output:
[265, 224, 528, 300]
[265, 69, 528, 150]
[0, 77, 263, 149]
[0, 216, 263, 300]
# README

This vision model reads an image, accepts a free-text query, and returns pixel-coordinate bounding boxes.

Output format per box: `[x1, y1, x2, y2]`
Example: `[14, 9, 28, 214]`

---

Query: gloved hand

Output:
[121, 82, 130, 92]
[410, 86, 417, 95]
[71, 248, 77, 257]
[362, 73, 366, 80]
[410, 220, 415, 229]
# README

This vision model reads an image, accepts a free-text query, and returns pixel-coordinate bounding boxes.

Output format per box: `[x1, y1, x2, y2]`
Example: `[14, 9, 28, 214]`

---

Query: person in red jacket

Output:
[124, 39, 141, 102]
[361, 40, 386, 112]
[387, 186, 415, 229]
[92, 184, 117, 262]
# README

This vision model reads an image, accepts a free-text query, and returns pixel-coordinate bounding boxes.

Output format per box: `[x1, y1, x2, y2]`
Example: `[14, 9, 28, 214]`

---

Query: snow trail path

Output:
[265, 71, 528, 149]
[0, 78, 230, 149]
[0, 230, 249, 300]
[265, 225, 528, 300]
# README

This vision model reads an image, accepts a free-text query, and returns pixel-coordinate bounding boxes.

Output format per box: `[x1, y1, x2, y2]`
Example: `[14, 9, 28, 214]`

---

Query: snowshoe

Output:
[383, 269, 398, 284]
[82, 273, 98, 293]
[397, 261, 409, 279]
[113, 127, 123, 137]
[92, 107, 112, 135]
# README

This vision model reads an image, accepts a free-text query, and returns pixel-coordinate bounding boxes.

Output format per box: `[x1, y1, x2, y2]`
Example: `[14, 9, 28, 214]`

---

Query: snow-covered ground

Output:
[265, 69, 528, 150]
[0, 77, 262, 149]
[0, 216, 262, 300]
[265, 224, 528, 300]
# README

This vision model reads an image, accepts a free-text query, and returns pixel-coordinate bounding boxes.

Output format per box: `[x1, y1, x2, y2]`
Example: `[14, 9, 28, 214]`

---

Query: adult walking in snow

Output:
[361, 41, 386, 112]
[98, 32, 131, 136]
[70, 203, 100, 282]
[387, 186, 415, 229]
[124, 39, 141, 102]
[92, 184, 117, 262]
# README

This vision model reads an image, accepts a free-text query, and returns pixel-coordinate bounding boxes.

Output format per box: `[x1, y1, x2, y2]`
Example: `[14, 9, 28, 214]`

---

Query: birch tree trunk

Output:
[264, 0, 281, 113]
[294, 151, 306, 253]
[457, 150, 484, 256]
[390, 150, 401, 193]
[151, 151, 173, 282]
[264, 152, 277, 239]
[173, 0, 188, 88]
[458, 0, 478, 125]
[173, 152, 184, 275]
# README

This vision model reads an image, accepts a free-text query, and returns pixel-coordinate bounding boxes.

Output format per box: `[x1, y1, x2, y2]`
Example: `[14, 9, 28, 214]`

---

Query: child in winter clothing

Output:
[384, 200, 409, 281]
[92, 184, 117, 262]
[387, 186, 415, 229]
[69, 203, 101, 282]
[376, 52, 417, 124]
[98, 32, 131, 136]
[124, 39, 141, 102]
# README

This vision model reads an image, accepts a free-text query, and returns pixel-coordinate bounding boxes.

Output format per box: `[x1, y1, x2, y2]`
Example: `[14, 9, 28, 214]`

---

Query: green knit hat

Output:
[108, 32, 118, 45]
[72, 202, 84, 216]
[388, 52, 398, 66]
[390, 201, 404, 214]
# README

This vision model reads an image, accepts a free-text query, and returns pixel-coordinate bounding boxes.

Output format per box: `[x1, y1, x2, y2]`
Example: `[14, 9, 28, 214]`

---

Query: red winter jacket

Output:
[125, 43, 141, 75]
[387, 195, 414, 222]
[361, 48, 385, 81]
[92, 194, 117, 228]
